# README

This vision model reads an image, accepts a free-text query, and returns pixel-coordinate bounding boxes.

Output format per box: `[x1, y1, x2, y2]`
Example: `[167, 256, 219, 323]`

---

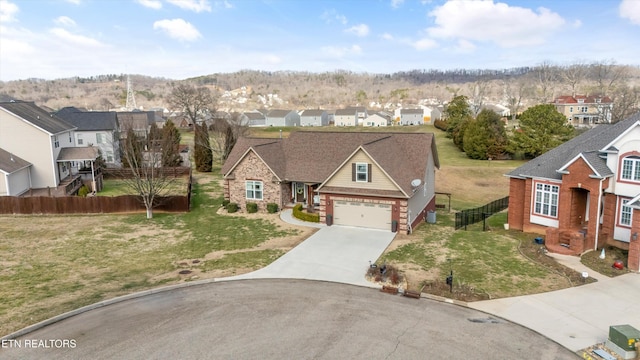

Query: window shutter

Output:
[352, 163, 356, 181]
[367, 164, 372, 182]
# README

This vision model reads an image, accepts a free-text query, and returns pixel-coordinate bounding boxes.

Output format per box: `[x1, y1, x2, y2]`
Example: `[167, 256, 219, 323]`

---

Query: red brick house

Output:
[221, 131, 439, 233]
[507, 112, 640, 272]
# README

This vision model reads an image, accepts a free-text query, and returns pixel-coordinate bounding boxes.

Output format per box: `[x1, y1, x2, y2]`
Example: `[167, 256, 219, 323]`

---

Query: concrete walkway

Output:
[469, 253, 640, 352]
[223, 211, 395, 287]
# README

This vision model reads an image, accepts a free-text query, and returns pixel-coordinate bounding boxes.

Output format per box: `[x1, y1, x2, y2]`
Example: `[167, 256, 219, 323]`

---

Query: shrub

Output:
[292, 204, 319, 222]
[226, 202, 238, 213]
[266, 203, 279, 213]
[246, 202, 258, 213]
[77, 185, 90, 197]
[433, 119, 448, 131]
[222, 199, 230, 207]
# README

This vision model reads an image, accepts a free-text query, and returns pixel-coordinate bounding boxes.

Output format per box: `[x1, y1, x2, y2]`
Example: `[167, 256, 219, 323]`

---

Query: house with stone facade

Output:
[221, 131, 439, 233]
[506, 112, 640, 272]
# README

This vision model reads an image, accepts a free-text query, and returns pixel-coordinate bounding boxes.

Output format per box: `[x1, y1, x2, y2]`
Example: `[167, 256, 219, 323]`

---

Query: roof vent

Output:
[10, 154, 15, 162]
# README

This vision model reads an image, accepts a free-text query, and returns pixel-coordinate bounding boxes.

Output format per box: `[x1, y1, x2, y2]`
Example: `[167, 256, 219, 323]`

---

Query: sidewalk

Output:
[469, 253, 640, 352]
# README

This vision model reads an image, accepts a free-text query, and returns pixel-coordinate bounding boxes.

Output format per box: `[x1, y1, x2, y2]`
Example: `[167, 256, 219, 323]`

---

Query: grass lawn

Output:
[0, 124, 593, 335]
[99, 177, 191, 196]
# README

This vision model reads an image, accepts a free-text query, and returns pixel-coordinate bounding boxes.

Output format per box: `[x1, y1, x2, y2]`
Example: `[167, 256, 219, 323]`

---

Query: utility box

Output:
[426, 211, 436, 224]
[609, 325, 640, 351]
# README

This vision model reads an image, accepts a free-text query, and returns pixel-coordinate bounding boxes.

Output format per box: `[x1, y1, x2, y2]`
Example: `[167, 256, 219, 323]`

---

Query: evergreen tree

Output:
[509, 104, 574, 158]
[463, 109, 507, 160]
[445, 95, 473, 150]
[161, 120, 182, 167]
[194, 123, 213, 172]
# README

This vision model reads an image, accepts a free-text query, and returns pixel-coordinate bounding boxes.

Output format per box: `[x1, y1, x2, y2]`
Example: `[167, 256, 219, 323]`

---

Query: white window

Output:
[106, 151, 114, 162]
[96, 133, 106, 144]
[534, 183, 559, 217]
[620, 198, 632, 227]
[356, 163, 368, 182]
[246, 181, 263, 200]
[569, 107, 573, 113]
[621, 156, 640, 182]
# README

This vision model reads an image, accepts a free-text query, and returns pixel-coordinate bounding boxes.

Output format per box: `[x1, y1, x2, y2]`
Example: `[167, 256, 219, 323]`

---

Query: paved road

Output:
[0, 280, 578, 360]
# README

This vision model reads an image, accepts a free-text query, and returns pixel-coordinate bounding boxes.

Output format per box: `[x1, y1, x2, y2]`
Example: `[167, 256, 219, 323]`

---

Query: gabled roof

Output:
[554, 95, 613, 105]
[267, 109, 294, 117]
[557, 151, 613, 179]
[507, 112, 640, 180]
[243, 112, 266, 120]
[300, 109, 325, 117]
[222, 132, 439, 197]
[401, 108, 423, 115]
[54, 108, 118, 131]
[0, 147, 31, 174]
[0, 101, 76, 135]
[117, 112, 151, 131]
[335, 108, 357, 116]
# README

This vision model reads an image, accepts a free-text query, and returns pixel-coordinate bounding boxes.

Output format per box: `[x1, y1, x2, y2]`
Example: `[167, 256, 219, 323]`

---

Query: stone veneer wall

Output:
[226, 151, 281, 211]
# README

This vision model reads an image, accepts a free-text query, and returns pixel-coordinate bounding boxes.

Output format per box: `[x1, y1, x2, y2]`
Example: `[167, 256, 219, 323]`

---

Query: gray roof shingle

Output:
[0, 147, 31, 174]
[507, 112, 640, 180]
[0, 101, 76, 134]
[54, 108, 118, 131]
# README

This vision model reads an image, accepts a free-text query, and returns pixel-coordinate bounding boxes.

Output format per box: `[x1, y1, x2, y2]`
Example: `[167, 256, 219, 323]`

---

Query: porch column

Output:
[629, 208, 640, 272]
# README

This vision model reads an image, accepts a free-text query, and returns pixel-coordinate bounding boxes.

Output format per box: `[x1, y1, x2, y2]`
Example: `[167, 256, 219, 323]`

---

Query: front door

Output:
[295, 182, 305, 203]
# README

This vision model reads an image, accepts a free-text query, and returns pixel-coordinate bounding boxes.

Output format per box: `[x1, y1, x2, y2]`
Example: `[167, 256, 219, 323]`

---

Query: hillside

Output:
[0, 64, 638, 117]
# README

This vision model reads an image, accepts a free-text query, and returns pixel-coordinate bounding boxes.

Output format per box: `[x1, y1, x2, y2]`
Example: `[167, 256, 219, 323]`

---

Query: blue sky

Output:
[1, 0, 639, 81]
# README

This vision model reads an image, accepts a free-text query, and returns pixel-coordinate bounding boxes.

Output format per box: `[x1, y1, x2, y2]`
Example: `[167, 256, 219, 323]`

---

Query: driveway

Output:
[223, 225, 396, 287]
[0, 280, 577, 360]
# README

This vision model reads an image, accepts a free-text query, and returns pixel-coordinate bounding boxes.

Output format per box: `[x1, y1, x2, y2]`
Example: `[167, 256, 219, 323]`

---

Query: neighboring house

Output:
[54, 107, 121, 167]
[334, 108, 358, 126]
[0, 101, 97, 195]
[363, 113, 391, 127]
[400, 109, 424, 125]
[479, 104, 510, 118]
[241, 111, 267, 127]
[221, 131, 440, 233]
[0, 148, 32, 196]
[117, 111, 152, 137]
[300, 109, 329, 126]
[506, 112, 640, 272]
[345, 106, 368, 125]
[554, 95, 613, 128]
[421, 106, 442, 124]
[265, 109, 300, 127]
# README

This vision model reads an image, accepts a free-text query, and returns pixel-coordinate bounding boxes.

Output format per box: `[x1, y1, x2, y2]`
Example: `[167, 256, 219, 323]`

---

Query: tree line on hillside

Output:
[439, 95, 575, 160]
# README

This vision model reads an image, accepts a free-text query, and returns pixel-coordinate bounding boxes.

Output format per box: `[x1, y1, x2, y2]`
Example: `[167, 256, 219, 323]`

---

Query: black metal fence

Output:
[455, 196, 509, 230]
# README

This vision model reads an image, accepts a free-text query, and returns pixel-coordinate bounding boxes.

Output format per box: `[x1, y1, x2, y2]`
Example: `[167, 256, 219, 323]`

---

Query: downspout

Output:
[91, 160, 96, 192]
[5, 173, 10, 195]
[594, 178, 604, 251]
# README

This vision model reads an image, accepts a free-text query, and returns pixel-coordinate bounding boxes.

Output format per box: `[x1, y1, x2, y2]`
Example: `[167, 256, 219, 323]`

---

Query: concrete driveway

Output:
[224, 225, 396, 287]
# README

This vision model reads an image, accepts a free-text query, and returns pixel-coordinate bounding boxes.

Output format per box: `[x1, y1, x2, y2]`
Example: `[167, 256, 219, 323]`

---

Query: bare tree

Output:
[503, 76, 532, 121]
[169, 84, 217, 125]
[533, 61, 559, 102]
[208, 112, 250, 162]
[119, 126, 179, 219]
[589, 60, 629, 95]
[610, 85, 640, 123]
[467, 77, 490, 116]
[560, 62, 588, 96]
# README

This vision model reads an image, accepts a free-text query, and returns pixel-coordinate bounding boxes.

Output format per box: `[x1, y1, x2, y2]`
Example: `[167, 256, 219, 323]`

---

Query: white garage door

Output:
[333, 201, 392, 230]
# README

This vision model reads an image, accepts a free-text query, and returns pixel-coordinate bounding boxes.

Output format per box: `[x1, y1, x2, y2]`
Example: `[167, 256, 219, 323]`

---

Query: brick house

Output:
[507, 112, 640, 272]
[221, 131, 439, 233]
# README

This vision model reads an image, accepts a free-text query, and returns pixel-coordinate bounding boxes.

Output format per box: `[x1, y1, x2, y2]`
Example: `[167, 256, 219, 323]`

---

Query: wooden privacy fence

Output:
[103, 167, 191, 179]
[0, 195, 189, 215]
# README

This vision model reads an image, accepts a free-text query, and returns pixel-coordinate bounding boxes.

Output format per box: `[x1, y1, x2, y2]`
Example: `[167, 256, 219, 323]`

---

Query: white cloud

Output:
[454, 39, 475, 53]
[166, 0, 211, 13]
[321, 45, 362, 58]
[427, 0, 566, 47]
[0, 0, 19, 23]
[381, 33, 393, 40]
[391, 0, 404, 8]
[65, 0, 82, 4]
[321, 9, 347, 25]
[345, 24, 369, 37]
[54, 16, 76, 27]
[136, 0, 162, 10]
[620, 0, 640, 25]
[573, 19, 582, 28]
[153, 18, 202, 41]
[49, 28, 103, 47]
[411, 38, 437, 50]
